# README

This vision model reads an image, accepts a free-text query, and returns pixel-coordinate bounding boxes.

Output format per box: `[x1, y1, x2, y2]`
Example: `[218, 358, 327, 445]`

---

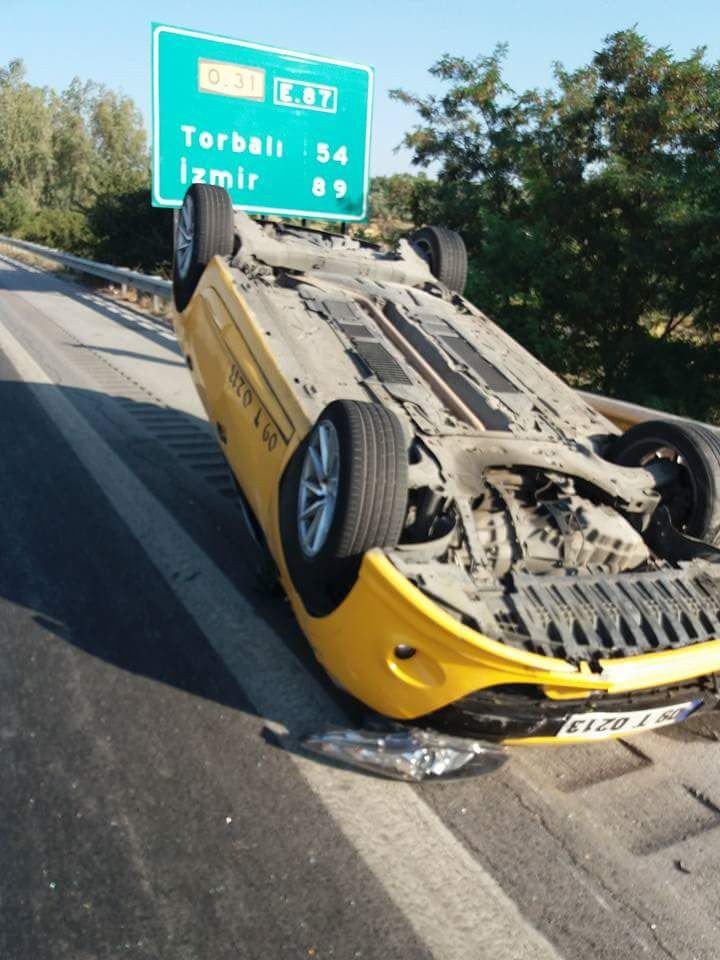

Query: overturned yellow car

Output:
[172, 183, 720, 747]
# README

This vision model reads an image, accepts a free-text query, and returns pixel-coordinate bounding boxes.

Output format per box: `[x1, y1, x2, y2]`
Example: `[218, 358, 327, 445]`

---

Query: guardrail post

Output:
[120, 283, 128, 298]
[152, 294, 161, 314]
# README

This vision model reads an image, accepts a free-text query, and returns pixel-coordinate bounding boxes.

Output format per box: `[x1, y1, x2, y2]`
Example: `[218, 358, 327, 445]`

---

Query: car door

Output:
[204, 283, 300, 533]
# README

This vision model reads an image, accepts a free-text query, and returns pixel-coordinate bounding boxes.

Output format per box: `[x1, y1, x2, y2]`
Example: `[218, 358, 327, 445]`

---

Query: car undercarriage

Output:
[220, 211, 720, 667]
[172, 183, 720, 766]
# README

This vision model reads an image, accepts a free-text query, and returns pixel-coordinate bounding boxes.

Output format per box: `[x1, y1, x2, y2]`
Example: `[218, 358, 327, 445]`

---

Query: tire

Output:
[280, 400, 409, 616]
[610, 419, 720, 544]
[173, 184, 234, 311]
[410, 225, 468, 295]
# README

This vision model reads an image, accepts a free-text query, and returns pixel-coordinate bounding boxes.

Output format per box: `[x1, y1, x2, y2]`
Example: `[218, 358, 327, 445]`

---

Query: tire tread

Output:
[612, 419, 720, 545]
[280, 399, 409, 615]
[410, 225, 468, 294]
[173, 184, 234, 311]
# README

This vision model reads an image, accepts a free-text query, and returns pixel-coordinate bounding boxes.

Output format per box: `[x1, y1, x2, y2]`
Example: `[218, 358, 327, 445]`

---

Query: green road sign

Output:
[151, 24, 374, 221]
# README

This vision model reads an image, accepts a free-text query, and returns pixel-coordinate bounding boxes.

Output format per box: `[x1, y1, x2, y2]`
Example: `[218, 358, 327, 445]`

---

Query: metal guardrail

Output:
[0, 233, 716, 434]
[0, 235, 172, 309]
[578, 391, 719, 434]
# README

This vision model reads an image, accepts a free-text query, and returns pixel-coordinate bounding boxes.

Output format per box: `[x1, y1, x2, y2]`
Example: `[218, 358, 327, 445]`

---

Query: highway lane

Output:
[2, 254, 720, 960]
[0, 329, 438, 960]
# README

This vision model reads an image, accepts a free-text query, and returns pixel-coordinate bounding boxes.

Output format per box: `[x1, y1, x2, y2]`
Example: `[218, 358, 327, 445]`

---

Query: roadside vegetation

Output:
[377, 29, 720, 422]
[0, 59, 172, 275]
[0, 28, 718, 421]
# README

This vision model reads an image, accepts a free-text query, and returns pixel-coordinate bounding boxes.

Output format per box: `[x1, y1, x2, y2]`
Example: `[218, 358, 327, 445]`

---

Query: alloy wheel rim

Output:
[297, 420, 340, 557]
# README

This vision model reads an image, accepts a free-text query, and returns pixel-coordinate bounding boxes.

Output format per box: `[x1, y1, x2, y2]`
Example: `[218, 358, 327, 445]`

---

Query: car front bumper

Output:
[290, 550, 720, 742]
[423, 680, 720, 744]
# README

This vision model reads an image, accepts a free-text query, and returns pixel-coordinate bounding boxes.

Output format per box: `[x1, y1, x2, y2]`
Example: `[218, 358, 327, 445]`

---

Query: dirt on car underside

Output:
[228, 213, 720, 664]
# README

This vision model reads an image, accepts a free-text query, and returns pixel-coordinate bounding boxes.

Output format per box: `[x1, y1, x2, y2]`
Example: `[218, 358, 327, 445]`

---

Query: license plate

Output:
[556, 700, 702, 740]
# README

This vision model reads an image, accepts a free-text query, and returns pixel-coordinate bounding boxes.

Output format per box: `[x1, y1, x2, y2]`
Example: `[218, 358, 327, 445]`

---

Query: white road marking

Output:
[0, 312, 563, 960]
[0, 257, 202, 420]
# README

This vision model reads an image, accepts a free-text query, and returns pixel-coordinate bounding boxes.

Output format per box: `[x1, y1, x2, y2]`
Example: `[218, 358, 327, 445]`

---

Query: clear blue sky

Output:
[3, 0, 719, 176]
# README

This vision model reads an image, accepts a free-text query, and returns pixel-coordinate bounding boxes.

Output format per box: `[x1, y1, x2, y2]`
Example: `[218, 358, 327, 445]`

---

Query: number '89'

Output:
[312, 177, 348, 199]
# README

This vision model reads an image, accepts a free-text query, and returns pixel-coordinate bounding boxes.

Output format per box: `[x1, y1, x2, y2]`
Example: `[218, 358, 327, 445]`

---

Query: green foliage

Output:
[0, 59, 52, 201]
[87, 188, 172, 274]
[0, 58, 156, 266]
[0, 184, 35, 233]
[22, 208, 93, 256]
[87, 87, 147, 197]
[46, 79, 96, 211]
[617, 331, 720, 424]
[369, 173, 425, 221]
[0, 42, 717, 419]
[391, 29, 720, 421]
[45, 79, 147, 211]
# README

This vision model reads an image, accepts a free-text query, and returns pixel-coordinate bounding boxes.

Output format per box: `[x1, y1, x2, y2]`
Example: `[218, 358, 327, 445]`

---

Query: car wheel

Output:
[409, 225, 468, 295]
[611, 419, 720, 544]
[280, 400, 409, 616]
[173, 184, 234, 311]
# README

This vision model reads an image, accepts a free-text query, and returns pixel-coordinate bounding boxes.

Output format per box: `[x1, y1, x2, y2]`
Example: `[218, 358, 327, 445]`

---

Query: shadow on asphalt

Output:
[0, 257, 180, 357]
[656, 708, 720, 743]
[66, 342, 185, 367]
[0, 374, 366, 766]
[1, 368, 718, 769]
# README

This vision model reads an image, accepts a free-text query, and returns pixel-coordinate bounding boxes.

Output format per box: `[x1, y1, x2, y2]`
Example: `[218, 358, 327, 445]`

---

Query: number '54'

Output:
[316, 143, 349, 165]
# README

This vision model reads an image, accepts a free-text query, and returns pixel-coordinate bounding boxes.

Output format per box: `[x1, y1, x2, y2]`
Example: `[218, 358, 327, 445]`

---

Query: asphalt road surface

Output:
[2, 252, 720, 960]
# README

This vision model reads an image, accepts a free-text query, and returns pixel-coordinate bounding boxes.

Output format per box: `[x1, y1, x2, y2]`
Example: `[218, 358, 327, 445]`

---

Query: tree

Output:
[391, 30, 720, 420]
[86, 187, 172, 274]
[0, 58, 160, 267]
[22, 207, 93, 256]
[46, 79, 147, 210]
[0, 59, 52, 202]
[0, 59, 148, 216]
[0, 184, 34, 233]
[45, 79, 98, 211]
[369, 173, 425, 226]
[88, 87, 147, 196]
